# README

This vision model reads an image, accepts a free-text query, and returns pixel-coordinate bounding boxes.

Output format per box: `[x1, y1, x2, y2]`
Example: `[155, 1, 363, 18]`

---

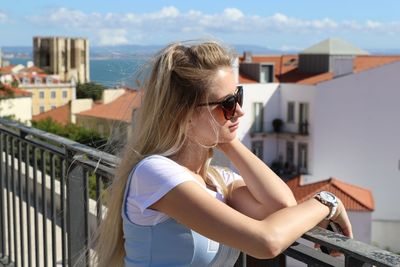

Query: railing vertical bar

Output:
[95, 175, 103, 226]
[50, 154, 56, 267]
[18, 140, 25, 267]
[84, 170, 90, 266]
[41, 149, 48, 267]
[0, 133, 5, 259]
[33, 147, 39, 267]
[11, 138, 19, 267]
[61, 159, 67, 267]
[24, 143, 32, 267]
[5, 135, 12, 264]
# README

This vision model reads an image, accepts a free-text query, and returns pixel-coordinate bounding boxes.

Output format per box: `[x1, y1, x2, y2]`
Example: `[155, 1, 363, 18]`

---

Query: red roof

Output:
[15, 73, 61, 84]
[19, 66, 45, 74]
[286, 176, 374, 212]
[239, 55, 400, 85]
[0, 65, 16, 74]
[78, 89, 141, 122]
[0, 85, 31, 98]
[32, 103, 71, 125]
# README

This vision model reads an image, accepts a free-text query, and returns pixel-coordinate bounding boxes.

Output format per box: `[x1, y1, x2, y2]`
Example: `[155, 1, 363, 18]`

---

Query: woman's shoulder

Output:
[133, 155, 190, 180]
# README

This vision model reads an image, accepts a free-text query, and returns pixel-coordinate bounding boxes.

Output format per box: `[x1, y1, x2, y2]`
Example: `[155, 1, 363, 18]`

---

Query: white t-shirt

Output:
[126, 155, 242, 226]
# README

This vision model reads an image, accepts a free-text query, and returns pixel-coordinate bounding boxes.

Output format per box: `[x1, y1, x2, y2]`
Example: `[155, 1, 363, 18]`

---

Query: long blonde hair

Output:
[93, 41, 234, 266]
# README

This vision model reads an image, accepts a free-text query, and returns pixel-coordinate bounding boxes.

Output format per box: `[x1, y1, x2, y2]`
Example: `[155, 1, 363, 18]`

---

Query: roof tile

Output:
[286, 176, 374, 211]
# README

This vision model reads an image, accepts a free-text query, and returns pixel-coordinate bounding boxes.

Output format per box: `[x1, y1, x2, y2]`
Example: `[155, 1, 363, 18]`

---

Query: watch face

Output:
[321, 191, 336, 202]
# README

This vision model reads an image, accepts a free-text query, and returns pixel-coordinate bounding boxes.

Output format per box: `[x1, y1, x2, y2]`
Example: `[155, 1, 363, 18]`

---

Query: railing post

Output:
[66, 151, 87, 267]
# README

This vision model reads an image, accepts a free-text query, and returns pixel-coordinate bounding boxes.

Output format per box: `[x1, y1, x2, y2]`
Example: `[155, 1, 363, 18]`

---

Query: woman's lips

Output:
[229, 122, 239, 131]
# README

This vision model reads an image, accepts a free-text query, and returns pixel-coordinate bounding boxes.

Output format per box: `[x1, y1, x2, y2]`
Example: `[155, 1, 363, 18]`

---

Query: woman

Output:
[94, 41, 353, 266]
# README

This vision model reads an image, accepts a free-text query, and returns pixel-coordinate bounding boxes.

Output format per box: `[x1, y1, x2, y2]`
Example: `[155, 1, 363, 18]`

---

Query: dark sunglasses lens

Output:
[237, 87, 243, 107]
[221, 96, 236, 119]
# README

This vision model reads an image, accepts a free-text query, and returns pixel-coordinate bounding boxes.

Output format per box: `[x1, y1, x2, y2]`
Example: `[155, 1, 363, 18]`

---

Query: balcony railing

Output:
[0, 117, 399, 267]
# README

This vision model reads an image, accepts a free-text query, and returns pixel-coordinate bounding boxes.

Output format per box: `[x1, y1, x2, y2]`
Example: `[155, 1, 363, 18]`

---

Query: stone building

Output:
[33, 36, 89, 83]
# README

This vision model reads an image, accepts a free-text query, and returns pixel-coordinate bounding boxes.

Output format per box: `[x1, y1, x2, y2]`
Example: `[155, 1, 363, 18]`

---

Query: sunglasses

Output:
[197, 85, 243, 120]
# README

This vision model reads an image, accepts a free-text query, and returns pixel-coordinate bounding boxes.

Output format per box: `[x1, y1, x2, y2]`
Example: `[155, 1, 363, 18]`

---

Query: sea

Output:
[9, 57, 147, 88]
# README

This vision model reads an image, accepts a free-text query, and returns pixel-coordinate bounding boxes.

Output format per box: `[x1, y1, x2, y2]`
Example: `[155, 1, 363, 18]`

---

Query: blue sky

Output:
[1, 0, 400, 50]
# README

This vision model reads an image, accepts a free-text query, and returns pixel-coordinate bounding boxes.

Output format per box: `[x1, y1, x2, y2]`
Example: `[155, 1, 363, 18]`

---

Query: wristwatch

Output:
[314, 191, 338, 220]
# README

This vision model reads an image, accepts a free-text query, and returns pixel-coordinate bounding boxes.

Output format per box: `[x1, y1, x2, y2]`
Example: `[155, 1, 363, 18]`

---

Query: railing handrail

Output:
[0, 117, 119, 167]
[302, 227, 400, 266]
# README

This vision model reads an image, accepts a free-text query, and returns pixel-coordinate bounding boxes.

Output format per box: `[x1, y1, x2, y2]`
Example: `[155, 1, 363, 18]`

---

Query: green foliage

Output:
[0, 82, 15, 99]
[76, 82, 106, 101]
[11, 80, 19, 88]
[32, 117, 107, 149]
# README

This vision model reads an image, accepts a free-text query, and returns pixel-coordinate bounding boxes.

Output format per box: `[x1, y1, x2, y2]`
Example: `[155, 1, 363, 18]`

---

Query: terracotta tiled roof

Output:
[15, 73, 61, 84]
[286, 176, 374, 212]
[239, 54, 400, 85]
[19, 66, 45, 74]
[0, 65, 16, 74]
[32, 103, 71, 125]
[78, 89, 141, 122]
[0, 85, 31, 98]
[353, 55, 400, 73]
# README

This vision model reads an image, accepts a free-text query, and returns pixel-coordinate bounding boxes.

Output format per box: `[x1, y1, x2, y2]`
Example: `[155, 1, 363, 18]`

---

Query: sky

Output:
[1, 0, 400, 51]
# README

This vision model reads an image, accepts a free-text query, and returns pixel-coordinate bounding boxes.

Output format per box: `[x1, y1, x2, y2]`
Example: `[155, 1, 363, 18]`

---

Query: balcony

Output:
[0, 117, 399, 267]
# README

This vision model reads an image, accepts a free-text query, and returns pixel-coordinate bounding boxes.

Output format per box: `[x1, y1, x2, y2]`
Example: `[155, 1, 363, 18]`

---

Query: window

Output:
[51, 105, 56, 110]
[22, 77, 30, 84]
[62, 91, 68, 98]
[286, 141, 294, 165]
[251, 141, 263, 160]
[51, 91, 56, 99]
[252, 102, 264, 132]
[260, 64, 274, 83]
[34, 77, 42, 84]
[297, 143, 308, 174]
[287, 102, 295, 123]
[46, 77, 53, 84]
[39, 106, 45, 113]
[39, 91, 45, 99]
[299, 103, 309, 134]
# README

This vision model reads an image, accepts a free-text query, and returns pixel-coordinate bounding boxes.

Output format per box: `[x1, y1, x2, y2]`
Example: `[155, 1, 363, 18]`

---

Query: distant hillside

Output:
[3, 44, 400, 59]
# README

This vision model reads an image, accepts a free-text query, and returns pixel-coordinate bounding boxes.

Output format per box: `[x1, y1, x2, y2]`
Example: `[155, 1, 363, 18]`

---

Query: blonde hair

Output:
[93, 41, 234, 266]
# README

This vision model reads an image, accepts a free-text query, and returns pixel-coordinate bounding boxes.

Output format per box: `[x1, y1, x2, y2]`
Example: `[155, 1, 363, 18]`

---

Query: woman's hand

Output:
[330, 199, 353, 238]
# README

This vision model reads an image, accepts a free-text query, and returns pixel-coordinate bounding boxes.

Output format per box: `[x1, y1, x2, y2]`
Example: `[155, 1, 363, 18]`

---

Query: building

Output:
[0, 84, 32, 124]
[76, 88, 141, 141]
[14, 68, 76, 115]
[33, 36, 90, 83]
[225, 38, 400, 252]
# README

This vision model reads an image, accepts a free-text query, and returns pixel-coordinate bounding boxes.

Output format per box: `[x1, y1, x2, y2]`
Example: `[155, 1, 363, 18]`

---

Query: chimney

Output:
[244, 51, 252, 63]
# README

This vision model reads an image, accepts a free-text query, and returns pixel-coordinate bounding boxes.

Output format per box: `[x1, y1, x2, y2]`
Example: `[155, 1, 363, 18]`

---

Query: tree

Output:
[32, 118, 107, 149]
[76, 82, 106, 101]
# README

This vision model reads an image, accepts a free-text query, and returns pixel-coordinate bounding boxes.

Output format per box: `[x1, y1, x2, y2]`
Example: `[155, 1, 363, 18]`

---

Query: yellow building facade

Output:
[18, 75, 76, 115]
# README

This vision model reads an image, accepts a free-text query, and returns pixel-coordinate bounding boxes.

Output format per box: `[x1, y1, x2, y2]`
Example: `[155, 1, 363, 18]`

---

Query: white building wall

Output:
[279, 84, 316, 173]
[240, 83, 280, 163]
[0, 97, 32, 124]
[311, 62, 400, 250]
[213, 83, 280, 168]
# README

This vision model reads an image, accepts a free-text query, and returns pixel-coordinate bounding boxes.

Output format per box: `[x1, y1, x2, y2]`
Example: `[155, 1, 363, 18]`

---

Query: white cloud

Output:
[0, 11, 8, 23]
[97, 28, 129, 46]
[25, 7, 400, 45]
[366, 20, 383, 30]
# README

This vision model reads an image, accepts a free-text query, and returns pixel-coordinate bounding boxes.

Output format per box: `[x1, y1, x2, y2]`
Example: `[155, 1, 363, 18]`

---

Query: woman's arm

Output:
[218, 138, 297, 212]
[151, 181, 350, 259]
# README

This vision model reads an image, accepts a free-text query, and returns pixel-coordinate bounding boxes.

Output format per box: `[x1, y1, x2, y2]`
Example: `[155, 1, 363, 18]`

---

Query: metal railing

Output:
[0, 117, 399, 267]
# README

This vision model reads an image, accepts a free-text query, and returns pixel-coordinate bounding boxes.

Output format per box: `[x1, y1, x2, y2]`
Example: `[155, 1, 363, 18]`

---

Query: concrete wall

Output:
[312, 61, 400, 222]
[372, 220, 400, 253]
[0, 96, 32, 124]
